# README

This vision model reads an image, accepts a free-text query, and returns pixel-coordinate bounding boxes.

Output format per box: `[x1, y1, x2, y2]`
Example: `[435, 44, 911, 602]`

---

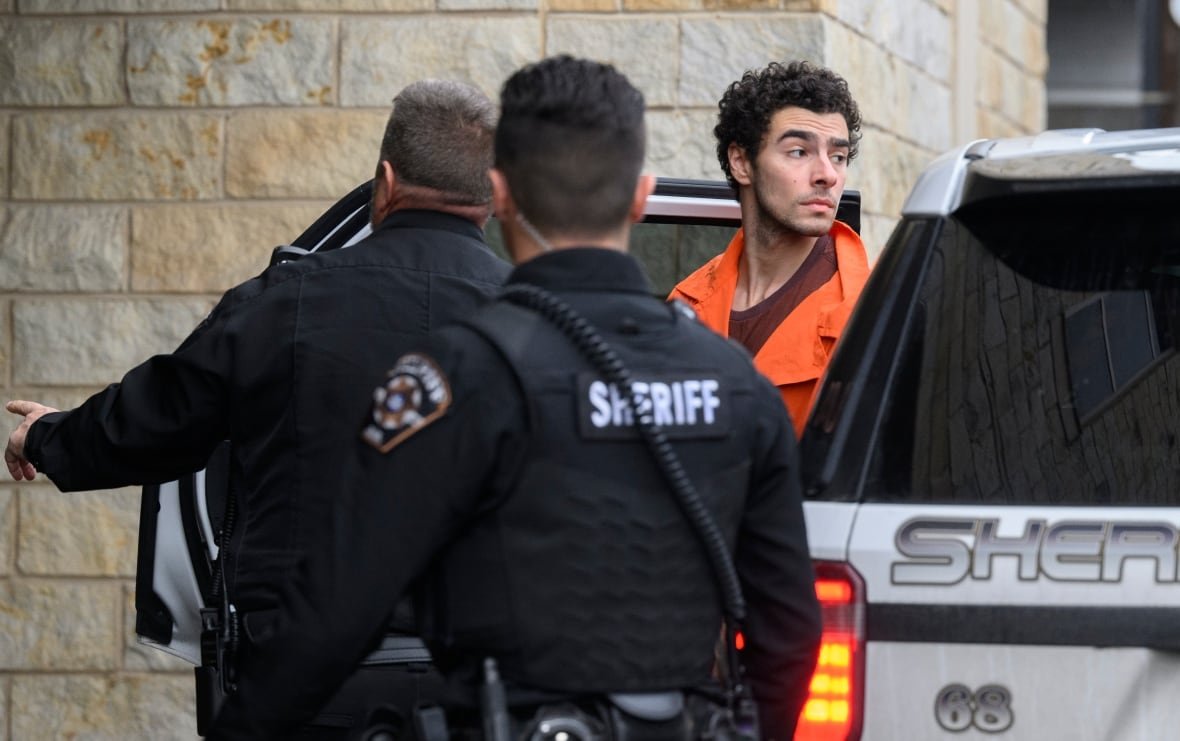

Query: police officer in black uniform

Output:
[206, 56, 822, 740]
[4, 80, 511, 738]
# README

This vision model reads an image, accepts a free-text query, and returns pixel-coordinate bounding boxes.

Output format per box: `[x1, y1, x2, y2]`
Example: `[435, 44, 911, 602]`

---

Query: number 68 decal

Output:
[935, 684, 1014, 733]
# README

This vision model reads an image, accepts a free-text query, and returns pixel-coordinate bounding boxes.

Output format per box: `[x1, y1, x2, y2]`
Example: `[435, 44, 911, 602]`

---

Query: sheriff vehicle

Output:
[799, 127, 1180, 741]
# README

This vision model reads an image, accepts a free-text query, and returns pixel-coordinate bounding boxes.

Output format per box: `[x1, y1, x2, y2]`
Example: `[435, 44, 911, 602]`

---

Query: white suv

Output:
[798, 128, 1180, 740]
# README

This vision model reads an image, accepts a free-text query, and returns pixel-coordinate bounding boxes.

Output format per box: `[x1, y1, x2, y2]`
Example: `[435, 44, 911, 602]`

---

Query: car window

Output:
[485, 217, 738, 297]
[861, 194, 1180, 505]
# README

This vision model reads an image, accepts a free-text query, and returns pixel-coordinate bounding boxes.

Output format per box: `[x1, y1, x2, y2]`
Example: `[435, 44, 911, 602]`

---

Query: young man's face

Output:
[730, 106, 851, 238]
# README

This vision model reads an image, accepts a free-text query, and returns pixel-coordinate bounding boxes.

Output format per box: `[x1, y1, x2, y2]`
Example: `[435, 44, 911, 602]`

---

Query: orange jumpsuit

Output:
[669, 220, 870, 437]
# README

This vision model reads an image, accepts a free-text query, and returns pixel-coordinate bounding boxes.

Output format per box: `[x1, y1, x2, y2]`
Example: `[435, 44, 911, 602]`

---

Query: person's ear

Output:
[370, 160, 398, 224]
[490, 168, 515, 221]
[728, 143, 754, 186]
[628, 174, 656, 223]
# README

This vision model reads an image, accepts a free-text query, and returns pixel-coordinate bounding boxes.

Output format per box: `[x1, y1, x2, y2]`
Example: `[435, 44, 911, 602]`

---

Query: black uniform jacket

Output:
[25, 209, 510, 620]
[210, 248, 822, 740]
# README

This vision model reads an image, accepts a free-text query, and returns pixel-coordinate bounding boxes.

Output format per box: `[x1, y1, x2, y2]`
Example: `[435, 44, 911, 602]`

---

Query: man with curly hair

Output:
[671, 61, 870, 437]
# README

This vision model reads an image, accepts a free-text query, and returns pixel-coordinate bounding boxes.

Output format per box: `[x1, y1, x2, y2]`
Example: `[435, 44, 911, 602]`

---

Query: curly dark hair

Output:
[715, 60, 862, 191]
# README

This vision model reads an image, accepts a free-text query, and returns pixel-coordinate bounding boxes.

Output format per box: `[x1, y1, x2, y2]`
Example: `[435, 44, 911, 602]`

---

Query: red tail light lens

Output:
[794, 561, 865, 741]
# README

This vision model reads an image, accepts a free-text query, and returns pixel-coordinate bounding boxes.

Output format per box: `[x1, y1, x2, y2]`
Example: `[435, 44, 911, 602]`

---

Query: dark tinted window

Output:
[1065, 291, 1165, 419]
[857, 193, 1180, 506]
[486, 217, 738, 297]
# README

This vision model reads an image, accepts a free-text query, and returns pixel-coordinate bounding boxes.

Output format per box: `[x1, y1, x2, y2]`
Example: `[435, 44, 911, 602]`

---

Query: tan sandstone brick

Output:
[627, 0, 774, 7]
[858, 213, 894, 263]
[905, 68, 952, 153]
[132, 203, 326, 291]
[1, 114, 8, 197]
[646, 109, 721, 180]
[977, 107, 1021, 140]
[128, 17, 335, 106]
[977, 45, 1004, 112]
[18, 487, 139, 577]
[19, 0, 217, 10]
[546, 0, 617, 11]
[0, 677, 7, 741]
[1022, 75, 1046, 133]
[226, 110, 385, 199]
[827, 0, 878, 37]
[547, 18, 679, 106]
[1003, 1, 1031, 67]
[12, 674, 196, 740]
[853, 131, 933, 219]
[0, 488, 13, 577]
[0, 580, 121, 670]
[822, 21, 875, 120]
[12, 113, 222, 201]
[0, 20, 123, 106]
[0, 206, 128, 292]
[678, 16, 825, 107]
[830, 38, 895, 132]
[908, 0, 952, 82]
[13, 297, 214, 386]
[228, 0, 429, 8]
[1023, 0, 1048, 22]
[441, 0, 536, 10]
[1021, 8, 1048, 76]
[0, 301, 9, 388]
[979, 0, 1005, 56]
[123, 585, 194, 672]
[999, 58, 1027, 126]
[340, 17, 540, 106]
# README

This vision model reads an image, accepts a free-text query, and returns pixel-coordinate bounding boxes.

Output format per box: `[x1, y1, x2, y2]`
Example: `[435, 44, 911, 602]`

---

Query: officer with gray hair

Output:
[5, 79, 511, 738]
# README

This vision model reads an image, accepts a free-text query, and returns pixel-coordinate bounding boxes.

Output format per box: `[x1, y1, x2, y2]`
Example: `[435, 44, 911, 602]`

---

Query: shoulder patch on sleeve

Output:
[362, 353, 452, 453]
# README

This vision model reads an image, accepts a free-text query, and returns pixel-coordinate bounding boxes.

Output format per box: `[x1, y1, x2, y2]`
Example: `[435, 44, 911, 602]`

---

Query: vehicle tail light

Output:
[794, 561, 865, 741]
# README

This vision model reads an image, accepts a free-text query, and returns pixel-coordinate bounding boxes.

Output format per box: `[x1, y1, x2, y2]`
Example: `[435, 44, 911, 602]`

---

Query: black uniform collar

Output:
[373, 209, 487, 242]
[507, 247, 653, 294]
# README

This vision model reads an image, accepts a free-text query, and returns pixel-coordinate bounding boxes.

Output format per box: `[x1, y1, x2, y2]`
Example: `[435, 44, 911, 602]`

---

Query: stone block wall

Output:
[0, 0, 1046, 736]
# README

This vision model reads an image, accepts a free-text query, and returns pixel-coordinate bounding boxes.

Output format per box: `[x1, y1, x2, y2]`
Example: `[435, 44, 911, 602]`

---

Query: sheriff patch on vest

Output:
[363, 353, 453, 453]
[577, 372, 730, 440]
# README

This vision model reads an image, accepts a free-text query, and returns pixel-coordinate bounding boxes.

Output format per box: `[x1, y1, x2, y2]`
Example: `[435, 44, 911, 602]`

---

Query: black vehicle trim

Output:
[291, 180, 373, 251]
[869, 602, 1180, 648]
[802, 218, 939, 499]
[652, 177, 861, 233]
[178, 474, 215, 603]
[653, 178, 737, 200]
[134, 483, 173, 645]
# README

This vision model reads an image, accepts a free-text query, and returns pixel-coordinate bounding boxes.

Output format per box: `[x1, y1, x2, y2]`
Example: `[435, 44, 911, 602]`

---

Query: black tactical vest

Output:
[419, 298, 758, 695]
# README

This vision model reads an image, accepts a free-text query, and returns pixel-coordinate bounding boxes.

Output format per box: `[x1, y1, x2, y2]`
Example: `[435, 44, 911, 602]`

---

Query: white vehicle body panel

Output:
[849, 504, 1180, 606]
[843, 504, 1180, 736]
[140, 478, 206, 664]
[862, 643, 1180, 741]
[803, 500, 856, 562]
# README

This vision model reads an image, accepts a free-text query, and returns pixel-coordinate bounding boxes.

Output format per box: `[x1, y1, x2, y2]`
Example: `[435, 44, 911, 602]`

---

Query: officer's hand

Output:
[4, 400, 57, 482]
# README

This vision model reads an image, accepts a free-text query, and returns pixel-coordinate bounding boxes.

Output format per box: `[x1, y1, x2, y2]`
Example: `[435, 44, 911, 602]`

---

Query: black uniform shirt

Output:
[211, 248, 822, 740]
[24, 209, 510, 621]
